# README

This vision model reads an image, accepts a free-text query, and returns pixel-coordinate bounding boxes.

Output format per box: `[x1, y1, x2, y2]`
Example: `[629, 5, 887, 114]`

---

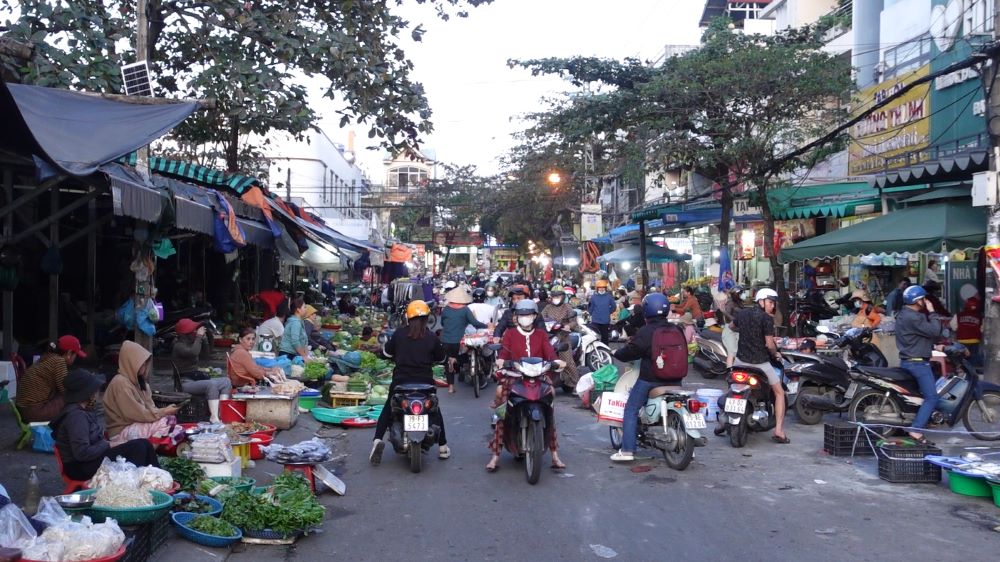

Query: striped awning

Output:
[119, 152, 261, 194]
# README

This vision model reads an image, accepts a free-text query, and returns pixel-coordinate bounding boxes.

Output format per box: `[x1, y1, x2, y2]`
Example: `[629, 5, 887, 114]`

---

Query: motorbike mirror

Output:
[555, 342, 570, 353]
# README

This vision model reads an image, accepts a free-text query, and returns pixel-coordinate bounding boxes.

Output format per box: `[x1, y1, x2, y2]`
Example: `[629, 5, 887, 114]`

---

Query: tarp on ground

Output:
[778, 202, 986, 263]
[0, 80, 197, 176]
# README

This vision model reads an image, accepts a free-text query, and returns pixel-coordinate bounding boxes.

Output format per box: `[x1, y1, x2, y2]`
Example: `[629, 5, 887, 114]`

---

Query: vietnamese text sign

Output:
[849, 64, 931, 176]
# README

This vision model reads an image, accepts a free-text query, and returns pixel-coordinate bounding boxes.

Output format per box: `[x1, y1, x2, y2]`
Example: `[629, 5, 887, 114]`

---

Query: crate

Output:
[876, 443, 942, 483]
[120, 512, 169, 562]
[176, 397, 210, 424]
[328, 391, 367, 408]
[823, 421, 874, 456]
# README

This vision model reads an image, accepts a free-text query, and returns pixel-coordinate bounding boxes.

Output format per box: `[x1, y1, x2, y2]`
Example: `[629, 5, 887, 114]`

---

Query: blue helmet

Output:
[902, 285, 927, 305]
[642, 293, 670, 318]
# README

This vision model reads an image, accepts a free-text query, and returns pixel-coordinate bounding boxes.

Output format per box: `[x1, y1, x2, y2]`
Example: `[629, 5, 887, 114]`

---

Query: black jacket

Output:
[50, 403, 109, 464]
[613, 318, 685, 383]
[385, 328, 446, 382]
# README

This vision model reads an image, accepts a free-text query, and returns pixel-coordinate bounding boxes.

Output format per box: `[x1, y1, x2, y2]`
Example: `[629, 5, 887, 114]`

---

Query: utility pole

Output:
[133, 0, 153, 350]
[983, 1, 1000, 384]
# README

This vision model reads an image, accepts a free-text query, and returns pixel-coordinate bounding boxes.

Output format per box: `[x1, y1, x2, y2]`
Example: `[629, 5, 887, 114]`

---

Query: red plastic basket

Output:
[23, 544, 126, 562]
[248, 431, 274, 460]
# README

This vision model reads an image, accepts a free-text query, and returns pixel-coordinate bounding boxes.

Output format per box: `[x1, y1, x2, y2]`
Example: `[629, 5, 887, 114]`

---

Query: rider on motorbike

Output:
[896, 285, 946, 444]
[486, 299, 566, 472]
[541, 286, 580, 387]
[371, 300, 449, 465]
[484, 282, 505, 308]
[494, 285, 544, 338]
[609, 293, 687, 462]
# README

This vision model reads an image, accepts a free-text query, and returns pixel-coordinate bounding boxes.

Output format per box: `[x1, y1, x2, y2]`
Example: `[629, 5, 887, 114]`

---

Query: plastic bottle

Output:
[23, 465, 39, 516]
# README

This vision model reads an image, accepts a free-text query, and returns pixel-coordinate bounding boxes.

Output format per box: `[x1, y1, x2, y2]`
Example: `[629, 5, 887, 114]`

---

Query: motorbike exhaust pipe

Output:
[798, 394, 839, 412]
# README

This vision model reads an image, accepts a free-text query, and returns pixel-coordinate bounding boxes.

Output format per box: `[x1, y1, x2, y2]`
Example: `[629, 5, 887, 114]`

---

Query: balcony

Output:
[821, 0, 852, 42]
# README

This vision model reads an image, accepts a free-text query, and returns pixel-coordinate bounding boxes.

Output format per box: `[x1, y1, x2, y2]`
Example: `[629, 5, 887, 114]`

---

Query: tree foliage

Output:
[0, 0, 491, 171]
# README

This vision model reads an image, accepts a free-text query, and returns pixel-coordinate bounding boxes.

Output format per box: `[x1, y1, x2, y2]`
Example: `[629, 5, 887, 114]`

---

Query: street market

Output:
[2, 0, 1000, 560]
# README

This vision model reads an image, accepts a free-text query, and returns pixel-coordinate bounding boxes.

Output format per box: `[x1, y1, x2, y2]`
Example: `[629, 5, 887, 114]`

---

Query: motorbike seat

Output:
[650, 386, 687, 399]
[569, 332, 581, 349]
[824, 356, 849, 372]
[394, 383, 436, 393]
[699, 330, 723, 342]
[857, 366, 913, 382]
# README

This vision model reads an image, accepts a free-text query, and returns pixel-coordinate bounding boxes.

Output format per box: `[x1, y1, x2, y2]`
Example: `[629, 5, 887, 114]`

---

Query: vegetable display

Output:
[221, 473, 324, 534]
[172, 495, 216, 514]
[187, 515, 239, 537]
[302, 361, 329, 381]
[160, 456, 207, 492]
[94, 485, 153, 508]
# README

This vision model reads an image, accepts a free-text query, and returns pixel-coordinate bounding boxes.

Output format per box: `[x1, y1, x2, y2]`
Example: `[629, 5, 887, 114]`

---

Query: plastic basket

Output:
[822, 422, 874, 457]
[946, 471, 993, 497]
[249, 432, 274, 460]
[170, 493, 223, 517]
[171, 511, 242, 548]
[987, 478, 1000, 508]
[209, 476, 256, 492]
[79, 489, 174, 525]
[241, 527, 301, 540]
[23, 544, 127, 562]
[876, 444, 942, 483]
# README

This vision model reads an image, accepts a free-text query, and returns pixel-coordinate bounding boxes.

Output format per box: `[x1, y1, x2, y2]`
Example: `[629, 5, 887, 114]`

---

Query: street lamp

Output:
[547, 172, 562, 185]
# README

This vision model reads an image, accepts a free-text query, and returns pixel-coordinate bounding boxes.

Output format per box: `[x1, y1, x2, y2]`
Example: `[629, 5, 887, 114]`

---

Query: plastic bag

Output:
[262, 438, 331, 464]
[591, 364, 620, 392]
[0, 503, 36, 549]
[88, 457, 139, 490]
[575, 373, 595, 395]
[31, 498, 68, 529]
[22, 518, 124, 562]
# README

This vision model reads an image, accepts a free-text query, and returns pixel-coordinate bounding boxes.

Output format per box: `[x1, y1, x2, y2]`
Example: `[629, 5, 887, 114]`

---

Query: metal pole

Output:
[135, 0, 150, 180]
[48, 186, 58, 341]
[638, 220, 648, 290]
[2, 168, 13, 360]
[983, 0, 1000, 384]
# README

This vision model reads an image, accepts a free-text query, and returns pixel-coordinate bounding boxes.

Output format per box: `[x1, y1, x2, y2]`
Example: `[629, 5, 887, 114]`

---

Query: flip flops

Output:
[770, 434, 791, 444]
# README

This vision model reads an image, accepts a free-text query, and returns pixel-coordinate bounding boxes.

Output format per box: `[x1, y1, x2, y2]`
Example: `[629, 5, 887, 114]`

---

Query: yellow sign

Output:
[848, 65, 931, 176]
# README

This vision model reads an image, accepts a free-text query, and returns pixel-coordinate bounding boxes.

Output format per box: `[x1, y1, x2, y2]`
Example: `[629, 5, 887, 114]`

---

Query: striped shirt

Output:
[15, 354, 68, 407]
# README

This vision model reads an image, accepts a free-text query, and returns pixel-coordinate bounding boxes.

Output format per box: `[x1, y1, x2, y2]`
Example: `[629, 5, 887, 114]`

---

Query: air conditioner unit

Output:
[874, 62, 886, 74]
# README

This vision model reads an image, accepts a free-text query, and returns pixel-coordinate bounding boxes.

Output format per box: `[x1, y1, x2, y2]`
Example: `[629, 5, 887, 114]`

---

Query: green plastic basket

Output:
[209, 476, 256, 493]
[298, 395, 320, 411]
[987, 479, 1000, 508]
[78, 489, 174, 525]
[947, 471, 993, 498]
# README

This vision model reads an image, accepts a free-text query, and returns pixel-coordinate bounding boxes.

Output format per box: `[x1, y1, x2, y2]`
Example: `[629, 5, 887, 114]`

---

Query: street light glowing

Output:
[547, 172, 562, 185]
[621, 261, 631, 270]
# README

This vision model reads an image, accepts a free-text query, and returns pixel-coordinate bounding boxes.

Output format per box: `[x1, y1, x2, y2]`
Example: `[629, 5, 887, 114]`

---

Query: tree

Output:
[513, 19, 853, 322]
[0, 0, 491, 172]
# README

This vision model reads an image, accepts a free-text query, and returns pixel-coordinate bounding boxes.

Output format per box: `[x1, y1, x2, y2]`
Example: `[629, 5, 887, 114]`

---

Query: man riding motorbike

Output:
[895, 285, 946, 444]
[541, 285, 580, 387]
[487, 299, 566, 472]
[484, 282, 505, 308]
[588, 279, 616, 344]
[370, 300, 449, 464]
[494, 285, 544, 339]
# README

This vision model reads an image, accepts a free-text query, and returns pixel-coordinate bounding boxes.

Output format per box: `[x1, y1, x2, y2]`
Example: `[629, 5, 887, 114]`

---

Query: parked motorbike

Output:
[692, 327, 728, 379]
[573, 310, 614, 370]
[387, 383, 443, 473]
[718, 361, 786, 448]
[783, 327, 888, 424]
[608, 386, 708, 470]
[489, 348, 561, 484]
[152, 308, 216, 356]
[788, 292, 838, 337]
[847, 344, 1000, 440]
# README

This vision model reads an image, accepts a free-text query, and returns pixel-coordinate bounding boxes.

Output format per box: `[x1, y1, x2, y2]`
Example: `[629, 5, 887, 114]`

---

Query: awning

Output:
[0, 80, 197, 176]
[598, 243, 691, 264]
[120, 152, 261, 195]
[899, 186, 970, 204]
[778, 202, 986, 263]
[631, 202, 676, 222]
[767, 182, 879, 220]
[265, 198, 377, 253]
[101, 164, 167, 223]
[872, 151, 989, 189]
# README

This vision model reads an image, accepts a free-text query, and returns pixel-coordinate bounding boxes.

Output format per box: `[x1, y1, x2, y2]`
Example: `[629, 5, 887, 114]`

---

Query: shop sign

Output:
[934, 67, 978, 90]
[736, 219, 815, 259]
[849, 64, 931, 176]
[733, 197, 761, 218]
[580, 204, 603, 240]
[946, 260, 979, 313]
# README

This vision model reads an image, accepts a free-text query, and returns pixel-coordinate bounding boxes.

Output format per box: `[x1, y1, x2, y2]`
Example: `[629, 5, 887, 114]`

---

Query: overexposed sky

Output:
[317, 0, 705, 178]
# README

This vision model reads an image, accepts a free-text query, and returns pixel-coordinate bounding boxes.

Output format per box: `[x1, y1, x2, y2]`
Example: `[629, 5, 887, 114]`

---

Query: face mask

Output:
[487, 289, 495, 297]
[853, 300, 862, 310]
[551, 297, 563, 306]
[597, 289, 606, 294]
[517, 315, 536, 329]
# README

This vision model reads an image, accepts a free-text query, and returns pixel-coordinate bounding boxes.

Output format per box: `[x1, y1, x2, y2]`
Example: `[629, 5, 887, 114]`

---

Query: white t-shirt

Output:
[257, 317, 285, 338]
[467, 303, 496, 326]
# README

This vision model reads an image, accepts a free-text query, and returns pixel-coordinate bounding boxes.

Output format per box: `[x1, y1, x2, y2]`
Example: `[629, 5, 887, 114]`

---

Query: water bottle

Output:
[23, 466, 39, 516]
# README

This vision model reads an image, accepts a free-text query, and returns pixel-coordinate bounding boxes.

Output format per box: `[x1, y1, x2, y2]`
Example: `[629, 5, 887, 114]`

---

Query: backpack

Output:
[650, 324, 689, 381]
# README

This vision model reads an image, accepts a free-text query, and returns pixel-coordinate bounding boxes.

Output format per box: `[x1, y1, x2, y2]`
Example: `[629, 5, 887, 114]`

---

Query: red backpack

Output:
[651, 324, 689, 381]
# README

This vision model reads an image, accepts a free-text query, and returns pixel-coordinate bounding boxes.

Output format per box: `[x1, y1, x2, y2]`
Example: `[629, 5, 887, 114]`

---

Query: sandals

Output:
[770, 434, 791, 444]
[908, 434, 935, 445]
[485, 463, 499, 473]
[551, 461, 567, 470]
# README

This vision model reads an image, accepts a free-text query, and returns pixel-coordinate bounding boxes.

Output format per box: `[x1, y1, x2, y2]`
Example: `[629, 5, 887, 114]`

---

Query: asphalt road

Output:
[211, 364, 1000, 562]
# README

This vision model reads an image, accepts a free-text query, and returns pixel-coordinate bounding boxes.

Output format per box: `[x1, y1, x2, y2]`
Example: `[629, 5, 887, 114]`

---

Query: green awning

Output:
[778, 202, 986, 263]
[899, 186, 970, 204]
[631, 202, 679, 222]
[767, 181, 880, 220]
[119, 152, 261, 194]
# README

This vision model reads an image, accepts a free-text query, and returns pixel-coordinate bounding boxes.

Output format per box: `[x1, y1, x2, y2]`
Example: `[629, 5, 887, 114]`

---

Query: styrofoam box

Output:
[197, 456, 241, 479]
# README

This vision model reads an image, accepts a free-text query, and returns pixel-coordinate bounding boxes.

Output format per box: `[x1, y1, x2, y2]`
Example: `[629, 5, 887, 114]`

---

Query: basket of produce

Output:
[78, 488, 174, 525]
[220, 474, 324, 538]
[171, 493, 223, 516]
[341, 417, 377, 428]
[207, 476, 256, 493]
[22, 545, 127, 562]
[301, 361, 330, 382]
[160, 457, 208, 492]
[227, 421, 277, 437]
[171, 512, 242, 548]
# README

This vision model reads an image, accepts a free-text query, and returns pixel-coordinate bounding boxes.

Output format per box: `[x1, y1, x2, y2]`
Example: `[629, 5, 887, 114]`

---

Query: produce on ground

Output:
[303, 361, 329, 381]
[160, 456, 207, 492]
[271, 380, 306, 395]
[94, 484, 153, 508]
[227, 421, 270, 434]
[221, 473, 324, 534]
[187, 515, 238, 538]
[172, 495, 216, 514]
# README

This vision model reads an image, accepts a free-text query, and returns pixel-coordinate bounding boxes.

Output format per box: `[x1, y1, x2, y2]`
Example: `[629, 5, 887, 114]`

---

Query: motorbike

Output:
[692, 325, 728, 379]
[788, 292, 838, 337]
[608, 385, 708, 471]
[572, 310, 614, 371]
[152, 309, 216, 356]
[387, 383, 443, 473]
[462, 331, 493, 398]
[782, 326, 888, 425]
[847, 344, 1000, 440]
[718, 361, 786, 448]
[488, 346, 562, 484]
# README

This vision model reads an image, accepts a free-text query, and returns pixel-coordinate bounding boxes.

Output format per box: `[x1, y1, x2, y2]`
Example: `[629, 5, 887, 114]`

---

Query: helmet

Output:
[595, 279, 609, 289]
[510, 284, 528, 296]
[564, 286, 576, 295]
[642, 293, 670, 318]
[550, 285, 565, 296]
[537, 289, 548, 302]
[514, 299, 539, 315]
[472, 287, 487, 303]
[903, 285, 927, 305]
[406, 300, 431, 320]
[754, 288, 778, 302]
[486, 282, 497, 288]
[444, 280, 457, 290]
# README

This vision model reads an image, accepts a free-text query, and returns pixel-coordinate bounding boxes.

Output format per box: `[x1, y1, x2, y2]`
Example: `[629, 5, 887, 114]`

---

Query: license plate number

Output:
[786, 381, 799, 394]
[683, 413, 707, 429]
[725, 398, 747, 414]
[404, 415, 428, 432]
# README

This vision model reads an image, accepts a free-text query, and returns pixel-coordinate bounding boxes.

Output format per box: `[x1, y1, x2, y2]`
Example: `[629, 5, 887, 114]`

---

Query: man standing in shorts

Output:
[715, 288, 789, 443]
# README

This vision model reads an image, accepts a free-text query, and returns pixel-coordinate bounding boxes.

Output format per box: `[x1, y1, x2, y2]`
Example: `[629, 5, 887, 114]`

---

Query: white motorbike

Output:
[567, 310, 614, 371]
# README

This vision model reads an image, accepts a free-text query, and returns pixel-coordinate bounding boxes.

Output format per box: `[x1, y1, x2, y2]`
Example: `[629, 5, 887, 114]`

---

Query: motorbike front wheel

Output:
[662, 411, 694, 470]
[728, 414, 749, 448]
[471, 354, 480, 398]
[609, 426, 623, 450]
[587, 349, 613, 371]
[408, 440, 422, 473]
[963, 390, 1000, 441]
[848, 389, 902, 438]
[794, 385, 826, 425]
[525, 420, 544, 485]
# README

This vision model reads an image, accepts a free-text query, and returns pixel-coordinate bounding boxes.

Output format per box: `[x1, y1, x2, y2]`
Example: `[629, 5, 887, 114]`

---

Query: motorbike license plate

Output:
[404, 415, 429, 432]
[786, 381, 799, 394]
[725, 398, 748, 414]
[683, 413, 707, 429]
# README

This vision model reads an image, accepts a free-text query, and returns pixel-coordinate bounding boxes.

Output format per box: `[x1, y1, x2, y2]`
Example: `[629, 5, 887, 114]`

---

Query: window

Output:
[883, 35, 932, 78]
[388, 166, 428, 192]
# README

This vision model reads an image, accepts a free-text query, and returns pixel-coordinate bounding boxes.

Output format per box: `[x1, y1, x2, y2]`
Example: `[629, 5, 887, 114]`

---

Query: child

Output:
[956, 296, 983, 366]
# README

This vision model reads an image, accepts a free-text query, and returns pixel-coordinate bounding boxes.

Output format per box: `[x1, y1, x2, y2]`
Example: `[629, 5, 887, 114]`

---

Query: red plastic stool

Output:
[53, 448, 89, 494]
[282, 464, 317, 494]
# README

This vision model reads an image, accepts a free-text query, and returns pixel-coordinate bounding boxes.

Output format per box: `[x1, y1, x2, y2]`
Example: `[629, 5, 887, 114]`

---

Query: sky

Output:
[315, 0, 706, 180]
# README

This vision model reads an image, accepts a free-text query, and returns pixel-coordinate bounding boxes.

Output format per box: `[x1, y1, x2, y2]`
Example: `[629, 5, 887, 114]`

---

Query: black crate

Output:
[176, 397, 210, 424]
[120, 512, 169, 562]
[823, 421, 874, 456]
[876, 443, 942, 483]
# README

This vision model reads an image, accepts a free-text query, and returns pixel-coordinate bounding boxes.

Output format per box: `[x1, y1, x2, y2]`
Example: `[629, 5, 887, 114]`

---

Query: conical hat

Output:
[446, 287, 472, 304]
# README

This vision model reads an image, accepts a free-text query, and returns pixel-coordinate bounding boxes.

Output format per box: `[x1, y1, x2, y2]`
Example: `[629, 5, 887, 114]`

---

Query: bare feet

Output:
[448, 385, 456, 394]
[551, 453, 566, 469]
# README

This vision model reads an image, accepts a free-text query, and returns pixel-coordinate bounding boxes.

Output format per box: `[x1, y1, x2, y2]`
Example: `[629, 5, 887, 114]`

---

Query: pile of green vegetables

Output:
[172, 495, 216, 514]
[221, 473, 324, 535]
[187, 515, 238, 538]
[160, 456, 206, 491]
[302, 361, 329, 381]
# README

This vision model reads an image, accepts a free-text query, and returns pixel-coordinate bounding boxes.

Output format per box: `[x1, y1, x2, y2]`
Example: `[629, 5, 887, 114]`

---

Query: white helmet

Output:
[444, 280, 457, 290]
[754, 288, 778, 302]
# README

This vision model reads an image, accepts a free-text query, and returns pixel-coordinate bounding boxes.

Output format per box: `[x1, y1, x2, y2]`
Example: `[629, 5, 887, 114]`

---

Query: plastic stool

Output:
[10, 402, 31, 450]
[282, 464, 316, 494]
[53, 448, 89, 494]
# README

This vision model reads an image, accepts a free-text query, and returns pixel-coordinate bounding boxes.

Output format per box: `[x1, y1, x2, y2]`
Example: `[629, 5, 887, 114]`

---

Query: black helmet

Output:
[472, 287, 487, 303]
[537, 289, 548, 302]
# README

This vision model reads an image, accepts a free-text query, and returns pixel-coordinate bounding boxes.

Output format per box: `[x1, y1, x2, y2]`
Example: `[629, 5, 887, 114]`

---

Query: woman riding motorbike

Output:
[486, 299, 566, 472]
[370, 300, 449, 465]
[540, 285, 580, 387]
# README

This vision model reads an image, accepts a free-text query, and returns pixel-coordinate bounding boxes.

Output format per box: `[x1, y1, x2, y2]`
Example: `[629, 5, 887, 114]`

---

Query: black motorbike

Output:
[718, 362, 784, 448]
[788, 292, 838, 337]
[387, 383, 442, 473]
[847, 344, 1000, 440]
[783, 327, 888, 425]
